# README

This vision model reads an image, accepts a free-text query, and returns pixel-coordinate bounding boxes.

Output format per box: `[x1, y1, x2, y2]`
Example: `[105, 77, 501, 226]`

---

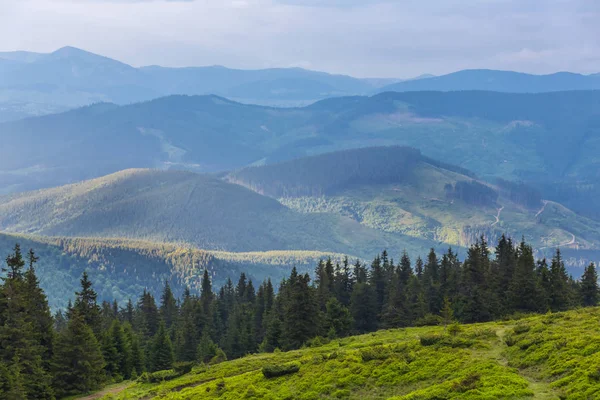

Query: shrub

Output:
[360, 346, 391, 361]
[452, 372, 481, 392]
[173, 361, 195, 375]
[513, 323, 531, 334]
[262, 362, 301, 378]
[420, 334, 443, 346]
[210, 348, 227, 365]
[415, 314, 442, 326]
[447, 322, 462, 337]
[137, 369, 180, 383]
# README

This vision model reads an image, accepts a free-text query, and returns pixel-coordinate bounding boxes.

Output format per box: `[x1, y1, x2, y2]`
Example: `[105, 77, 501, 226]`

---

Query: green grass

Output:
[101, 307, 600, 400]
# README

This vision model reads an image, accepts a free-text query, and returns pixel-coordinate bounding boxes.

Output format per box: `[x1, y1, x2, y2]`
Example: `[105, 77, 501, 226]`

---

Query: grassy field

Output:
[97, 307, 600, 400]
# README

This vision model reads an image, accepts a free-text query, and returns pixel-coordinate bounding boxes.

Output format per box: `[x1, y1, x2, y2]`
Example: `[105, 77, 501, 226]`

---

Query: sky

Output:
[0, 0, 598, 78]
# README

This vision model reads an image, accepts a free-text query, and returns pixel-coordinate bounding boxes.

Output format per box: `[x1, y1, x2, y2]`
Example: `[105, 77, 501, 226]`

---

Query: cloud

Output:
[0, 0, 597, 77]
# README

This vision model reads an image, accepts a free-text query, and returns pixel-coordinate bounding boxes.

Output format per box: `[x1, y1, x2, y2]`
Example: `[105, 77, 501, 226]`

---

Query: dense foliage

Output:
[0, 235, 598, 398]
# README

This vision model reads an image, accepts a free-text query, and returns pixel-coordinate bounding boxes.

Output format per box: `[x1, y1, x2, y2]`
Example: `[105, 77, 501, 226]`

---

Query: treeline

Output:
[1, 237, 599, 398]
[445, 180, 498, 207]
[229, 146, 423, 197]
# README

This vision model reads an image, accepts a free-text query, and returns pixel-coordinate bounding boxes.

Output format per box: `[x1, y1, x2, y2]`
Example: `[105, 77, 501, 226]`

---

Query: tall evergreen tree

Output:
[580, 263, 599, 307]
[160, 281, 178, 329]
[508, 240, 539, 312]
[73, 272, 101, 334]
[150, 322, 174, 372]
[282, 268, 318, 350]
[549, 249, 571, 311]
[52, 312, 105, 397]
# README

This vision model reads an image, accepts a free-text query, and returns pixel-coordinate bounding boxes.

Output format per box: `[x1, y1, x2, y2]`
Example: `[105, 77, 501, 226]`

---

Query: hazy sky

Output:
[1, 0, 598, 78]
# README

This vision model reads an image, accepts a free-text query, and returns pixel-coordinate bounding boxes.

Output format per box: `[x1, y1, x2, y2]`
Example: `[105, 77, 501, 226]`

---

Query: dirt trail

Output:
[491, 206, 504, 227]
[491, 327, 560, 400]
[535, 200, 548, 218]
[74, 382, 130, 400]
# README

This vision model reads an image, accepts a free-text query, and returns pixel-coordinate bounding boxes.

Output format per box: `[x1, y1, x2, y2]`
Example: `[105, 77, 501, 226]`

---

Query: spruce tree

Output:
[580, 263, 599, 307]
[325, 297, 353, 338]
[549, 249, 571, 311]
[508, 240, 539, 312]
[52, 312, 105, 397]
[150, 322, 174, 372]
[73, 272, 101, 334]
[350, 282, 377, 333]
[282, 268, 318, 349]
[160, 280, 178, 329]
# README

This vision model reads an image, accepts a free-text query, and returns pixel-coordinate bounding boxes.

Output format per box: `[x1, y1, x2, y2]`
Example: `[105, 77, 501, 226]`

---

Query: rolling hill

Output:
[0, 168, 441, 259]
[2, 90, 600, 223]
[228, 146, 600, 265]
[381, 69, 600, 93]
[104, 307, 600, 399]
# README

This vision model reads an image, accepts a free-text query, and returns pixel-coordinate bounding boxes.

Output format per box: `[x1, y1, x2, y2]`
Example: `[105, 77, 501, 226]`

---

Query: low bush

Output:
[419, 334, 443, 346]
[173, 361, 195, 375]
[137, 369, 180, 383]
[262, 362, 301, 378]
[415, 314, 442, 326]
[360, 346, 391, 361]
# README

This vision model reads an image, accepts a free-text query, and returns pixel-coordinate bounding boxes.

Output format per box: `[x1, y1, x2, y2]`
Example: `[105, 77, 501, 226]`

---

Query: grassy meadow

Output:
[96, 307, 600, 400]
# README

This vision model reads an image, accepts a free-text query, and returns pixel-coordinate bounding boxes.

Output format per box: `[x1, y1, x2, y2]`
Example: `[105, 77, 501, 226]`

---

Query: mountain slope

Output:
[109, 307, 600, 399]
[0, 168, 440, 258]
[381, 69, 600, 93]
[228, 146, 600, 261]
[2, 90, 600, 219]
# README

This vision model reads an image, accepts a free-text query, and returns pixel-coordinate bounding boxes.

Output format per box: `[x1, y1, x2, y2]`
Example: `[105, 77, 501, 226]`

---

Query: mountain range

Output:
[1, 46, 600, 122]
[1, 90, 599, 221]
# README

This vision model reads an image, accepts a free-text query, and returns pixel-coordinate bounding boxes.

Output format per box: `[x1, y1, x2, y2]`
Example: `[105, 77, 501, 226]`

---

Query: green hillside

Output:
[0, 232, 346, 310]
[229, 147, 600, 265]
[0, 168, 445, 259]
[104, 307, 600, 400]
[2, 91, 600, 220]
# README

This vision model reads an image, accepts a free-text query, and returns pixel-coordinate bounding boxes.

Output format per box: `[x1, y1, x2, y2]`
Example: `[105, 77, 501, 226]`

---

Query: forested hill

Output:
[229, 146, 600, 261]
[2, 90, 600, 220]
[0, 168, 441, 258]
[228, 146, 475, 198]
[0, 232, 345, 309]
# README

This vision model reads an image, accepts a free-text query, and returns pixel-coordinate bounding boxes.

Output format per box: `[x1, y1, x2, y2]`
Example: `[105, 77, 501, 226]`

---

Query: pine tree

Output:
[160, 281, 178, 329]
[580, 263, 599, 307]
[137, 290, 160, 339]
[150, 322, 174, 372]
[457, 240, 490, 323]
[73, 272, 101, 334]
[549, 249, 571, 311]
[508, 240, 539, 312]
[52, 312, 105, 397]
[324, 297, 353, 338]
[350, 282, 377, 333]
[441, 296, 454, 328]
[0, 245, 53, 400]
[282, 268, 318, 350]
[197, 329, 218, 363]
[369, 255, 386, 318]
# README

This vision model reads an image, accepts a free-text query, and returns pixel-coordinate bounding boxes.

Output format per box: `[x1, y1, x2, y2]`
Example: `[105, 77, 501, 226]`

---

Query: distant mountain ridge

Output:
[1, 46, 599, 122]
[381, 69, 600, 93]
